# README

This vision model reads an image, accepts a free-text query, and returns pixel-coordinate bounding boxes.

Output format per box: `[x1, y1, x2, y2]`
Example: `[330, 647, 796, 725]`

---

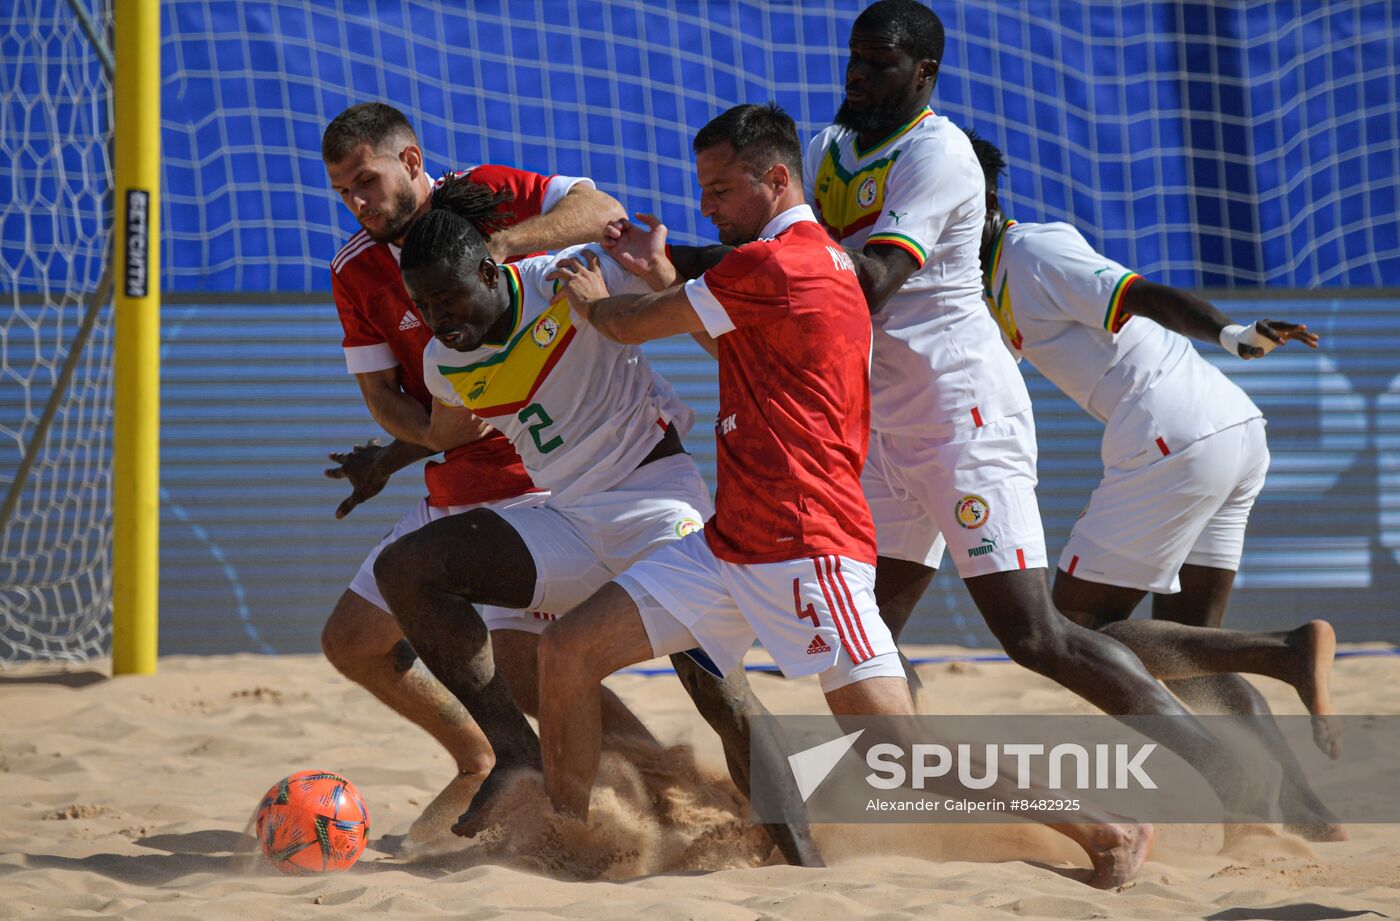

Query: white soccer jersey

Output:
[805, 108, 1030, 435]
[984, 220, 1260, 468]
[422, 245, 694, 506]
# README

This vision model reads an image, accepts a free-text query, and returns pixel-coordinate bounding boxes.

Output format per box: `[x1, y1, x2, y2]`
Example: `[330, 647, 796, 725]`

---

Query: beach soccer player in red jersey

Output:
[534, 102, 1154, 888]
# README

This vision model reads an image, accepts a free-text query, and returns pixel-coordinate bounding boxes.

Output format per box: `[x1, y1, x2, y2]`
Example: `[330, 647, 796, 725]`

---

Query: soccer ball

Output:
[254, 770, 370, 874]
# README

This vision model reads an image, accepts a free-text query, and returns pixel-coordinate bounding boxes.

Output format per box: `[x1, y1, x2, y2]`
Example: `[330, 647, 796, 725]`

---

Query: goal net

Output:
[1, 0, 115, 663]
[154, 1, 1396, 294]
[4, 1, 1395, 661]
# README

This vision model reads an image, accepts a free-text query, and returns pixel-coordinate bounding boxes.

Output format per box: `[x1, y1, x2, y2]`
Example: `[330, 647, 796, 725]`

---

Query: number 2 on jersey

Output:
[519, 402, 563, 454]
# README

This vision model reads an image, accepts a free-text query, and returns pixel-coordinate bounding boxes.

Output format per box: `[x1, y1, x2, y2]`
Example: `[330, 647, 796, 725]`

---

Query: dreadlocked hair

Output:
[431, 172, 517, 235]
[399, 174, 515, 274]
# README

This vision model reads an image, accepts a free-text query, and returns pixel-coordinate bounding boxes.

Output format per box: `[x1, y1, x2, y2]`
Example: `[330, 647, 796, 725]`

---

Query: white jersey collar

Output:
[759, 203, 817, 240]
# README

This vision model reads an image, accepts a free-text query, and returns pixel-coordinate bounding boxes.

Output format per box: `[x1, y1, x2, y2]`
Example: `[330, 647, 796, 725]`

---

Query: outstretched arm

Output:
[324, 437, 434, 519]
[602, 213, 731, 282]
[611, 217, 911, 314]
[1122, 280, 1320, 358]
[487, 184, 627, 262]
[550, 249, 705, 345]
[667, 244, 733, 281]
[589, 286, 706, 345]
[326, 398, 495, 519]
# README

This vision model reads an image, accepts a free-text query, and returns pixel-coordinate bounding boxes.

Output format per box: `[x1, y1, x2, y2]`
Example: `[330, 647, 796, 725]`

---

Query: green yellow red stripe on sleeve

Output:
[867, 231, 927, 267]
[1103, 272, 1141, 332]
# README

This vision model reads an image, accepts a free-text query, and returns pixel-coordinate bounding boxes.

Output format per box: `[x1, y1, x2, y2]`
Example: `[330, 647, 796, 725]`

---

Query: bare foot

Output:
[1076, 821, 1155, 889]
[1288, 620, 1340, 759]
[403, 770, 488, 851]
[1280, 780, 1347, 842]
[1283, 820, 1349, 842]
[451, 762, 532, 838]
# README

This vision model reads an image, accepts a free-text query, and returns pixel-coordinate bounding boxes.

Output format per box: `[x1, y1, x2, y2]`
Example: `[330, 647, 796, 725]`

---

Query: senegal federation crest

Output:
[954, 494, 990, 529]
[856, 176, 879, 208]
[675, 518, 703, 538]
[532, 315, 560, 347]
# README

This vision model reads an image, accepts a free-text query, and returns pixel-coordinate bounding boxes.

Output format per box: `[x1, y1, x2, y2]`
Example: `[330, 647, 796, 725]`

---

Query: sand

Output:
[1, 645, 1397, 920]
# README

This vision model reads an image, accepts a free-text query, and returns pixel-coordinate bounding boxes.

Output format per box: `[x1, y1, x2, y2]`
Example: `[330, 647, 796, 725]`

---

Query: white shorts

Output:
[1059, 418, 1269, 594]
[616, 532, 903, 694]
[862, 408, 1048, 577]
[348, 492, 549, 627]
[485, 453, 713, 627]
[482, 609, 560, 635]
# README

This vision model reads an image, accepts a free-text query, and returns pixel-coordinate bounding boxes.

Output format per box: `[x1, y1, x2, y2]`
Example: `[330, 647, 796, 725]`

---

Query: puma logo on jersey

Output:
[717, 413, 738, 436]
[1093, 266, 1112, 276]
[826, 246, 856, 275]
[398, 310, 422, 331]
[887, 209, 908, 225]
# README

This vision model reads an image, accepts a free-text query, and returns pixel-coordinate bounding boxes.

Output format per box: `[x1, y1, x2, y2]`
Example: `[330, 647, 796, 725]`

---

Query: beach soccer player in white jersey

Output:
[536, 102, 1153, 889]
[968, 130, 1345, 840]
[756, 0, 1288, 824]
[319, 102, 628, 816]
[370, 175, 822, 865]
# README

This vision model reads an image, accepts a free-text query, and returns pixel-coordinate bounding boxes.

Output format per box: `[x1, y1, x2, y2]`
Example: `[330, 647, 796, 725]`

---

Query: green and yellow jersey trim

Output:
[982, 221, 1021, 348]
[853, 107, 934, 159]
[984, 220, 1015, 292]
[481, 263, 525, 348]
[813, 109, 936, 243]
[435, 282, 577, 417]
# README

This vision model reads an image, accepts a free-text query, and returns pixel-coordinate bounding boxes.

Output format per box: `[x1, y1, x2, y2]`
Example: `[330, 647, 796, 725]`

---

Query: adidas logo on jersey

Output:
[807, 635, 832, 655]
[398, 310, 422, 331]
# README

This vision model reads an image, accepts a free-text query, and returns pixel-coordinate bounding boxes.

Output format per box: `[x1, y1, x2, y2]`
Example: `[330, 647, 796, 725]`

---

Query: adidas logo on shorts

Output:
[398, 310, 422, 331]
[807, 635, 832, 655]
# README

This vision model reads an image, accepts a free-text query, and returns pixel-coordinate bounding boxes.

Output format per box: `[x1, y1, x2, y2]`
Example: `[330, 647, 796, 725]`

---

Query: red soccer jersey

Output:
[684, 205, 877, 564]
[330, 163, 580, 507]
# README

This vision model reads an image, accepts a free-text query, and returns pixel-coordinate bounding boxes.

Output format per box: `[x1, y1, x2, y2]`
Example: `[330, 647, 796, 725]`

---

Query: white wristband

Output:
[1219, 321, 1278, 359]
